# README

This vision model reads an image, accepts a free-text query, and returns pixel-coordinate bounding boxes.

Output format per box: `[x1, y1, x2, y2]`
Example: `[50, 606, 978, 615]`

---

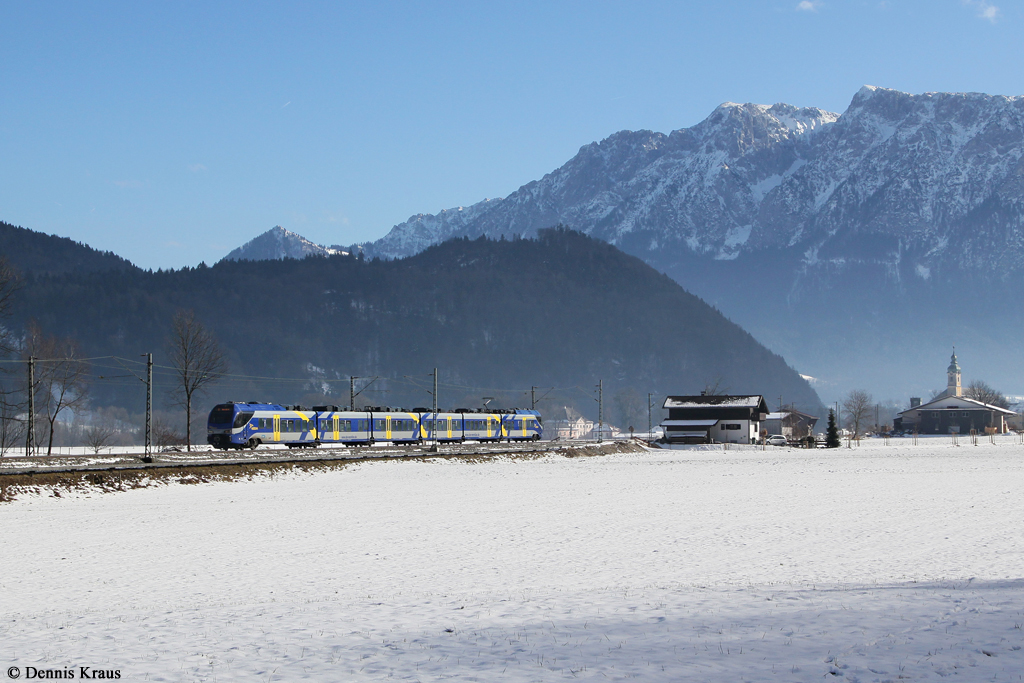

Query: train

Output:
[207, 402, 543, 450]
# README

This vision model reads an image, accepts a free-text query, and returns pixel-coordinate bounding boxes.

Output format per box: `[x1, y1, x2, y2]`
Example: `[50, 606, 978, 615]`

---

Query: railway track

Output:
[0, 440, 644, 477]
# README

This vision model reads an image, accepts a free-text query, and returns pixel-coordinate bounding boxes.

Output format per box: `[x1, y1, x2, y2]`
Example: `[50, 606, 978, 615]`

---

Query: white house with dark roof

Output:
[660, 395, 769, 444]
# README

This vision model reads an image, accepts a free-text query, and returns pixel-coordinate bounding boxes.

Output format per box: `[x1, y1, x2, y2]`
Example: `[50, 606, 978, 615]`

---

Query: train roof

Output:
[217, 402, 541, 415]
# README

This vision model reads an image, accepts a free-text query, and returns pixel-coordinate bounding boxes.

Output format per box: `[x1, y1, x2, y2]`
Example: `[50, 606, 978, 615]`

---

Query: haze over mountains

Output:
[345, 86, 1024, 401]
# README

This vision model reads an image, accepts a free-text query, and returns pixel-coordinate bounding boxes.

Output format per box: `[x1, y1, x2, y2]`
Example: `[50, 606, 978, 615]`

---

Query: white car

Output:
[765, 434, 788, 446]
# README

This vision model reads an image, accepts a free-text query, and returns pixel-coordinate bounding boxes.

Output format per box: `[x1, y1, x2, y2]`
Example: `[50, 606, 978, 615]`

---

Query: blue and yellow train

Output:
[207, 402, 543, 450]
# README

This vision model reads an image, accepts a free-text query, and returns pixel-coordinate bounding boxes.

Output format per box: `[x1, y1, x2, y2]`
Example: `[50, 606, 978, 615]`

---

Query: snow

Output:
[3, 440, 1024, 681]
[664, 395, 763, 408]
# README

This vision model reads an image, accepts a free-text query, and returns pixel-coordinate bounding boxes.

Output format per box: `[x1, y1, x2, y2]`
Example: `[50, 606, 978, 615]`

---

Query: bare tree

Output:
[167, 310, 227, 451]
[701, 377, 730, 396]
[152, 415, 186, 448]
[0, 396, 24, 457]
[842, 389, 873, 439]
[24, 324, 90, 456]
[84, 416, 118, 454]
[964, 379, 1009, 408]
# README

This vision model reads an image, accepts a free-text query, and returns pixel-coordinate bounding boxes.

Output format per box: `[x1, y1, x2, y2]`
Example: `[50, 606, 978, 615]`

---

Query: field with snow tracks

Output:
[2, 438, 1024, 681]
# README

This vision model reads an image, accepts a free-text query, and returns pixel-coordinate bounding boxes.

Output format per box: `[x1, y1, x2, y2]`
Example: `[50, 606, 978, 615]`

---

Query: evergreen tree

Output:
[826, 408, 840, 448]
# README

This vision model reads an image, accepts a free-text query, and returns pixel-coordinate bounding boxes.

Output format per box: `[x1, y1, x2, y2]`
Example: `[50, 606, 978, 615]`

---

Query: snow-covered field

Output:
[3, 439, 1024, 681]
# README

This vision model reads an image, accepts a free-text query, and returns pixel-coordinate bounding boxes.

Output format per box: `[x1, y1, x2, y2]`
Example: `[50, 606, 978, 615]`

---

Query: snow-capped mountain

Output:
[221, 226, 347, 262]
[364, 86, 1024, 399]
[368, 86, 1024, 276]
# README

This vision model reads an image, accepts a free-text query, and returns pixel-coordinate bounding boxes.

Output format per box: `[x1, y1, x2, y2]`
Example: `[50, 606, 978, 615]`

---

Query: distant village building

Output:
[660, 394, 769, 444]
[894, 351, 1015, 434]
[764, 409, 819, 438]
[549, 406, 595, 440]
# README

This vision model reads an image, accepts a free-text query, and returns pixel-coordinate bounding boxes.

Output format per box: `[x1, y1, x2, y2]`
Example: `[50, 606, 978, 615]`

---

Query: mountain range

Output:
[338, 86, 1024, 401]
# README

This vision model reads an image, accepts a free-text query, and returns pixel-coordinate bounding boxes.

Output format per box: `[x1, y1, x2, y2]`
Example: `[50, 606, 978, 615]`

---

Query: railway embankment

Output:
[0, 439, 647, 503]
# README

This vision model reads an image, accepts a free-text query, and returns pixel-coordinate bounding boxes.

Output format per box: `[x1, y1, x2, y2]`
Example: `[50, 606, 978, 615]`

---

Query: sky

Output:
[1, 0, 1020, 270]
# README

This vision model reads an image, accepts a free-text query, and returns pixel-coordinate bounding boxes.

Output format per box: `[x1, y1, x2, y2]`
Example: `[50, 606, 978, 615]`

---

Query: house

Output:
[660, 394, 769, 444]
[764, 409, 819, 438]
[549, 406, 595, 440]
[894, 351, 1015, 434]
[894, 395, 1015, 434]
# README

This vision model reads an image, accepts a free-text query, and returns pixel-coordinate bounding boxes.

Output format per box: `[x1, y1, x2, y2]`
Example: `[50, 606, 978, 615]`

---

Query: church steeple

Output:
[946, 348, 961, 397]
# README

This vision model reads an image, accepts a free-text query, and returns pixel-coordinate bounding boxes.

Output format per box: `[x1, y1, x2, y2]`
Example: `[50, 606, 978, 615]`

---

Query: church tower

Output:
[946, 350, 961, 397]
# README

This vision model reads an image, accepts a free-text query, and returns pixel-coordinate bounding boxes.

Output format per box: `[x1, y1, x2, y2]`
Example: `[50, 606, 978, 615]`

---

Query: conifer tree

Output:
[826, 408, 840, 448]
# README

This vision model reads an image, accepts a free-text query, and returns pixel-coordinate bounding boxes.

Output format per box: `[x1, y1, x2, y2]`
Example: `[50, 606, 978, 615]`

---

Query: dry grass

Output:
[0, 440, 646, 503]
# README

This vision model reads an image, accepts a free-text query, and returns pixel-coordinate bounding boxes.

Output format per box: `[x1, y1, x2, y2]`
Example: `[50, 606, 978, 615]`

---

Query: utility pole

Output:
[26, 356, 35, 456]
[145, 353, 153, 457]
[350, 376, 356, 411]
[648, 393, 653, 439]
[531, 386, 536, 411]
[596, 380, 603, 442]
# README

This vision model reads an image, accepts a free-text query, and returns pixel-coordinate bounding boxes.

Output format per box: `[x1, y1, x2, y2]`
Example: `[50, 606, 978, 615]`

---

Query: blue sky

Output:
[1, 0, 1019, 269]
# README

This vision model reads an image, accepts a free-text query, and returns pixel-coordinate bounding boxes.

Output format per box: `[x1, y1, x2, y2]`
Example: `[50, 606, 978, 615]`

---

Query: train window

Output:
[209, 405, 234, 424]
[233, 411, 254, 429]
[373, 419, 386, 431]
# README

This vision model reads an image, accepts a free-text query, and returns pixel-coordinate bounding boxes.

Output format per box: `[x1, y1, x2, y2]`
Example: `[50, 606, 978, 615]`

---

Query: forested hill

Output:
[0, 220, 137, 275]
[9, 228, 822, 419]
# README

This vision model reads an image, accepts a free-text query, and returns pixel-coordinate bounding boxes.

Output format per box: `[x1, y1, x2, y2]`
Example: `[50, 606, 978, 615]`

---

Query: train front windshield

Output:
[209, 404, 235, 425]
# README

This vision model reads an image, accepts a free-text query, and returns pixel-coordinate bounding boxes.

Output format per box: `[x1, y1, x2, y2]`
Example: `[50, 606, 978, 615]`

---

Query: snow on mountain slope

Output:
[221, 226, 347, 262]
[365, 101, 841, 260]
[365, 86, 1024, 283]
[360, 87, 1024, 400]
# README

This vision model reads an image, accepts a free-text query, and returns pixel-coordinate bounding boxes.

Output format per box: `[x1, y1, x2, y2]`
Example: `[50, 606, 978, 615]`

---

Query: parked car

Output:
[765, 434, 788, 446]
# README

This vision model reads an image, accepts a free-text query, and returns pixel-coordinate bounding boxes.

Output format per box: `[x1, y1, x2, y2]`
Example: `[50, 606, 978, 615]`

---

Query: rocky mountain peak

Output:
[221, 226, 347, 263]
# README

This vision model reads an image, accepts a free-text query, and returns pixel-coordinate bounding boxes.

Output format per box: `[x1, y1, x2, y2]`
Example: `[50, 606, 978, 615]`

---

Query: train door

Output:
[386, 415, 392, 441]
[333, 416, 340, 441]
[273, 415, 280, 441]
[446, 417, 452, 439]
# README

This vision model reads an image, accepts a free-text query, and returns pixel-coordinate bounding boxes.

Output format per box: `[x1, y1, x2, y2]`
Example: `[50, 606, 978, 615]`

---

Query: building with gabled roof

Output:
[660, 394, 769, 444]
[894, 351, 1015, 434]
[895, 394, 1014, 434]
[764, 409, 819, 438]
